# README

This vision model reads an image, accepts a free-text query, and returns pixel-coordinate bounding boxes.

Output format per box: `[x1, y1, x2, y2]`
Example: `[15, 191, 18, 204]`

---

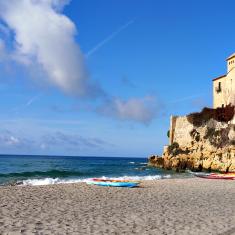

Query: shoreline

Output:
[1, 173, 177, 187]
[0, 178, 235, 234]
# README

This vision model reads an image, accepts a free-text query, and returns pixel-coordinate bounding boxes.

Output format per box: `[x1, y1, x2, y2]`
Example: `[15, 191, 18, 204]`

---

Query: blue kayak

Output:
[86, 179, 139, 188]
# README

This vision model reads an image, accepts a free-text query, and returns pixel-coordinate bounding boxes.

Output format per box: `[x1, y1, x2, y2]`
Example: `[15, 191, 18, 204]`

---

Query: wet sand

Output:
[0, 178, 235, 235]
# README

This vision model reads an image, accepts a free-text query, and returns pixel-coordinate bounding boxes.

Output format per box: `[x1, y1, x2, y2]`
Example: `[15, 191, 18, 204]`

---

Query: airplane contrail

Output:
[167, 93, 206, 104]
[10, 94, 41, 113]
[85, 19, 135, 58]
[26, 94, 41, 107]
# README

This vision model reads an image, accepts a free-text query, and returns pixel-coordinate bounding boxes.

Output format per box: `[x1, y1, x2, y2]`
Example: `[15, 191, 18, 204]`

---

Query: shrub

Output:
[190, 129, 200, 142]
[204, 128, 216, 139]
[187, 105, 235, 127]
[204, 127, 230, 148]
[215, 104, 234, 122]
[167, 142, 179, 156]
[167, 130, 170, 138]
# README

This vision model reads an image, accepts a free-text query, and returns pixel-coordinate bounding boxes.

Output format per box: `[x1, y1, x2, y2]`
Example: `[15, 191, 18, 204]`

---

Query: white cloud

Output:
[7, 136, 20, 145]
[0, 132, 21, 146]
[45, 0, 71, 10]
[0, 0, 100, 97]
[40, 143, 47, 150]
[97, 96, 158, 124]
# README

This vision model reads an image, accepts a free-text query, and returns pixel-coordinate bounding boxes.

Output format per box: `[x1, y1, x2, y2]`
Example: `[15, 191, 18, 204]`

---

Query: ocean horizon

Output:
[0, 153, 148, 158]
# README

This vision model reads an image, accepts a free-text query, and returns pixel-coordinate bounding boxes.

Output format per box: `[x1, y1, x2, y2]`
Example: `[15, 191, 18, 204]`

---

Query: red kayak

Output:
[193, 172, 235, 180]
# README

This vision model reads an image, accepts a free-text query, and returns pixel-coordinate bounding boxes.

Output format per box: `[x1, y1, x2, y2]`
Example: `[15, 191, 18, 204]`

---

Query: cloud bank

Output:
[0, 0, 101, 97]
[0, 128, 109, 154]
[0, 129, 34, 150]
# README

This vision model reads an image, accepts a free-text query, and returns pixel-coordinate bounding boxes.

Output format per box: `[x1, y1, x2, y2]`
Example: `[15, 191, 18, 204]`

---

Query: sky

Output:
[0, 0, 234, 157]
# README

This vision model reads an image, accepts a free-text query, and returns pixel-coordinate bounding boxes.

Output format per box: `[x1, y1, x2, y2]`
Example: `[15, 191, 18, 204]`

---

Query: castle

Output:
[149, 52, 235, 172]
[213, 53, 235, 108]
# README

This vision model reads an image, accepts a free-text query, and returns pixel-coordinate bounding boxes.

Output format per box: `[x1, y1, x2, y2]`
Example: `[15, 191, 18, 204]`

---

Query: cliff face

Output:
[149, 107, 235, 172]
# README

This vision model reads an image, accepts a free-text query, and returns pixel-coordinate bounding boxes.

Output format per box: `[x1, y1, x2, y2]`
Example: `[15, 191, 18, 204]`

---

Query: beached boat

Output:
[86, 178, 140, 187]
[192, 172, 235, 180]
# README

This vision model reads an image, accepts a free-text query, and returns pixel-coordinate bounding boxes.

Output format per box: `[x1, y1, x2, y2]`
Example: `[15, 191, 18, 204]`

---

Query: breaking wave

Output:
[129, 162, 147, 165]
[20, 174, 172, 186]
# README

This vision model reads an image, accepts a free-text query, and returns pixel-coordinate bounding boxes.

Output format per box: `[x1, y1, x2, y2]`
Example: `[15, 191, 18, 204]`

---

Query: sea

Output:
[0, 155, 190, 186]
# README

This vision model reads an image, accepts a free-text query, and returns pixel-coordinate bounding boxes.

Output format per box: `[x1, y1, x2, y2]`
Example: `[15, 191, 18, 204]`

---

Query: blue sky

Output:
[0, 0, 234, 157]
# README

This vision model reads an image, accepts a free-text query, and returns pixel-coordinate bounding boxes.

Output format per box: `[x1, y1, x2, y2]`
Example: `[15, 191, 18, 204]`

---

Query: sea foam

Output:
[22, 178, 85, 186]
[21, 174, 171, 186]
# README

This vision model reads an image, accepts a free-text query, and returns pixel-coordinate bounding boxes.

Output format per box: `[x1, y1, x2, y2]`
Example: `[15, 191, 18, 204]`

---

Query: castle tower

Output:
[227, 53, 235, 73]
[213, 53, 235, 108]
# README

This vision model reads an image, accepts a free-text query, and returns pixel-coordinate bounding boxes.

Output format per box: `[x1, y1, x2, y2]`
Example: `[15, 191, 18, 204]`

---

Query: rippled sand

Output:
[0, 178, 235, 235]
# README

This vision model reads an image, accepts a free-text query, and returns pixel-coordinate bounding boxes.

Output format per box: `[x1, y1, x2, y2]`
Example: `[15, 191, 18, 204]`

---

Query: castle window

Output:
[216, 82, 222, 93]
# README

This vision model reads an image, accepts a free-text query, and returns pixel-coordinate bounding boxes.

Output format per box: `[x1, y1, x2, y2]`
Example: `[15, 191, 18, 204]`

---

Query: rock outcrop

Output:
[148, 106, 235, 172]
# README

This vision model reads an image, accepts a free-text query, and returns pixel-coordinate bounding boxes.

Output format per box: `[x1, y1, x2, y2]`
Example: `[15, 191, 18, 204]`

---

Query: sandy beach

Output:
[0, 178, 234, 235]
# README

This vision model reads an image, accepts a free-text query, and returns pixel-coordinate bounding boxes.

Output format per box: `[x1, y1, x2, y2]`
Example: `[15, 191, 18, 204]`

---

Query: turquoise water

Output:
[0, 155, 183, 186]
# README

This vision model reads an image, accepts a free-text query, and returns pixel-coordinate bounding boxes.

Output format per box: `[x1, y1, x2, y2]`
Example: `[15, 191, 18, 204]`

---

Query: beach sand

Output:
[0, 178, 235, 235]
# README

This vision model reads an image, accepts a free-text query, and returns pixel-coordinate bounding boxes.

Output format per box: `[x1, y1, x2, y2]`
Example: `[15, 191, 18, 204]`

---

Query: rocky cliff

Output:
[148, 106, 235, 172]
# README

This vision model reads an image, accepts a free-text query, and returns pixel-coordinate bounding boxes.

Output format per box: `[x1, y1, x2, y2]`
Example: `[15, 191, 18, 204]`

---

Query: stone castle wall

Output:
[149, 112, 235, 172]
[169, 115, 235, 149]
[169, 116, 193, 146]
